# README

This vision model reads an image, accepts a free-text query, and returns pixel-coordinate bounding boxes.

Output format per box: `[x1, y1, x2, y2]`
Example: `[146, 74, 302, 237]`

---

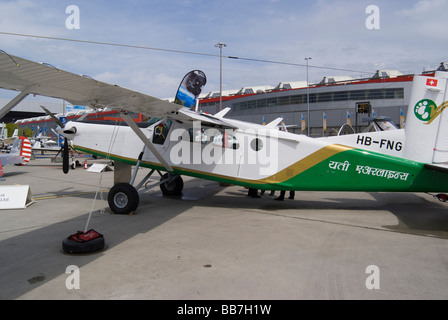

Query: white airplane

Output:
[30, 126, 60, 153]
[32, 139, 59, 152]
[1, 51, 448, 214]
[0, 128, 19, 147]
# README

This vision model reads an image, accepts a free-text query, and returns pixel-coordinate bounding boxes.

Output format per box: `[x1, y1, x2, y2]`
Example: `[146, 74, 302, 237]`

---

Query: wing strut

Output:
[0, 89, 29, 120]
[119, 110, 174, 173]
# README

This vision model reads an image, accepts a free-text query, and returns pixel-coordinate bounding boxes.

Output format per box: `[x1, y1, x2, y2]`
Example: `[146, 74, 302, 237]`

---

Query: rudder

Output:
[18, 136, 32, 165]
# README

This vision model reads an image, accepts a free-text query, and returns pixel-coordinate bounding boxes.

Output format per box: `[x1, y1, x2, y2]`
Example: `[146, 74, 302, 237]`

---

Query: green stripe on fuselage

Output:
[280, 148, 448, 193]
[75, 145, 448, 193]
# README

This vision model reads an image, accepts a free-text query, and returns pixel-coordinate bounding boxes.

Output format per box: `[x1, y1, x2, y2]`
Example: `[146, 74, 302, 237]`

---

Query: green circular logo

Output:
[414, 99, 437, 121]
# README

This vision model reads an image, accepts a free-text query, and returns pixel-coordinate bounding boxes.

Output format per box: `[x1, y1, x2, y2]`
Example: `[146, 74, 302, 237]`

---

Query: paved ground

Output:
[0, 158, 447, 300]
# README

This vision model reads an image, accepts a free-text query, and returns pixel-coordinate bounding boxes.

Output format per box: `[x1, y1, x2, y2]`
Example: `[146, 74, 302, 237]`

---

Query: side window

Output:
[213, 132, 239, 150]
[250, 138, 263, 151]
[186, 128, 239, 150]
[153, 120, 172, 145]
[189, 128, 207, 144]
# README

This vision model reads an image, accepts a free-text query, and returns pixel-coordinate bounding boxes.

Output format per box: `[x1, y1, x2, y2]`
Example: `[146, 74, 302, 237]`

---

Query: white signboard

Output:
[0, 185, 34, 209]
[87, 163, 113, 173]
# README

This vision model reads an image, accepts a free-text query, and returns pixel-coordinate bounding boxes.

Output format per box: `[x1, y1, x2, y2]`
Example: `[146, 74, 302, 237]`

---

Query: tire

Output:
[160, 174, 184, 196]
[62, 235, 105, 254]
[108, 183, 139, 214]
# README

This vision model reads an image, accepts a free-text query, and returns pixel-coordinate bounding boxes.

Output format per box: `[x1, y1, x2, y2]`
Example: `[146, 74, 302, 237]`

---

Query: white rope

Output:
[83, 119, 121, 232]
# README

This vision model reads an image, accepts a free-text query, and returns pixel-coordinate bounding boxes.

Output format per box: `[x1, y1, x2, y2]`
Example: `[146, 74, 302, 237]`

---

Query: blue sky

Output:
[0, 0, 447, 100]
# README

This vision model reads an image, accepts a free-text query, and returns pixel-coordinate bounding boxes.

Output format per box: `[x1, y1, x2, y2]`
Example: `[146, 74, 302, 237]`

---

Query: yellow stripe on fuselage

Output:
[259, 144, 353, 184]
[75, 143, 352, 186]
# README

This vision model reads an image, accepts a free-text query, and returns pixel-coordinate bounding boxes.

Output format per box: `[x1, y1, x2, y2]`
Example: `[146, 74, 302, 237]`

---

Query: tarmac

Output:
[0, 157, 447, 300]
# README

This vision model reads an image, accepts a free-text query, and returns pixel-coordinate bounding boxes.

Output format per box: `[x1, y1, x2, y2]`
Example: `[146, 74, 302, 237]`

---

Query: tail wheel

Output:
[108, 183, 139, 214]
[160, 174, 184, 196]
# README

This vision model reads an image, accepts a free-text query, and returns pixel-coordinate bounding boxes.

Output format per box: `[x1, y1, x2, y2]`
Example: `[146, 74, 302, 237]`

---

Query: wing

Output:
[0, 51, 244, 130]
[0, 51, 181, 118]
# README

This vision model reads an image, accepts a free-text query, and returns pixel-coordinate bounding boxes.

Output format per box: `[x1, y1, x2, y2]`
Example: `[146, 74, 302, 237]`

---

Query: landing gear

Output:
[160, 173, 184, 196]
[108, 183, 139, 215]
[107, 162, 184, 214]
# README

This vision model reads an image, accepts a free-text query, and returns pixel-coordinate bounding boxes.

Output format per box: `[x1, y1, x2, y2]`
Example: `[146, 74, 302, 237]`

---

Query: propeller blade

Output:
[62, 137, 69, 174]
[40, 105, 65, 128]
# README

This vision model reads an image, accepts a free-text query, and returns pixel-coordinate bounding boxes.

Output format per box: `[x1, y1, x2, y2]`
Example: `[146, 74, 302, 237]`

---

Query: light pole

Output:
[215, 43, 227, 111]
[305, 57, 312, 137]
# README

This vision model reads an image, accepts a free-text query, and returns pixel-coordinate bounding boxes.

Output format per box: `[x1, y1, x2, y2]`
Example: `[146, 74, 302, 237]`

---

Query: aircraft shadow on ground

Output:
[0, 179, 222, 299]
[1, 180, 447, 299]
[1, 171, 26, 178]
[367, 192, 448, 236]
[222, 188, 448, 236]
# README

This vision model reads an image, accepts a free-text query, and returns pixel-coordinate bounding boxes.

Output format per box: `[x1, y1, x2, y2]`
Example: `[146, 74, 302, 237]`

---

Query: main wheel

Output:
[108, 183, 139, 214]
[160, 174, 184, 196]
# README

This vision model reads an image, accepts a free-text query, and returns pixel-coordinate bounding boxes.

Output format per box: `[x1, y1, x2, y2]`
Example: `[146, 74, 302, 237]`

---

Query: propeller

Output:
[40, 105, 76, 174]
[62, 136, 69, 174]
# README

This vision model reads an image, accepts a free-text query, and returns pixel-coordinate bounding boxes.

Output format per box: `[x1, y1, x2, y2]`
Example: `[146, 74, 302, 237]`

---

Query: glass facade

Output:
[231, 88, 404, 112]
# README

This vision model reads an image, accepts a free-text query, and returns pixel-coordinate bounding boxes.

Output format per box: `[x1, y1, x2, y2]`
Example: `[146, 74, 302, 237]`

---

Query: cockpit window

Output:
[146, 118, 161, 126]
[153, 120, 172, 145]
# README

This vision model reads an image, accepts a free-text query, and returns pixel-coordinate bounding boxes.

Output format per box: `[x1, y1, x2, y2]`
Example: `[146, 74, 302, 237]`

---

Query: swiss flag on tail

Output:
[426, 78, 438, 87]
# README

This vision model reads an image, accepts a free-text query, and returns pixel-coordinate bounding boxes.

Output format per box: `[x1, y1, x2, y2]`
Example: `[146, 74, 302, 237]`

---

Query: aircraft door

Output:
[168, 124, 242, 177]
[236, 130, 279, 180]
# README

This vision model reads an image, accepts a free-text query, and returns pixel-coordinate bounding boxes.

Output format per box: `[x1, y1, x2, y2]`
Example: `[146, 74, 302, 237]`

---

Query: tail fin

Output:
[19, 136, 32, 165]
[10, 136, 32, 165]
[403, 71, 448, 164]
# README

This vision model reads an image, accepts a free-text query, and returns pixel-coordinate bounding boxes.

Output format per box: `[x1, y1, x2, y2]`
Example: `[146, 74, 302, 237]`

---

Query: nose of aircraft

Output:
[56, 122, 77, 141]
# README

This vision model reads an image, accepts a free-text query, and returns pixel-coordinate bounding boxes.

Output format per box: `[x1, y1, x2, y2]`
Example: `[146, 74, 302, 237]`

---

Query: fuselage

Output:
[63, 118, 448, 193]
